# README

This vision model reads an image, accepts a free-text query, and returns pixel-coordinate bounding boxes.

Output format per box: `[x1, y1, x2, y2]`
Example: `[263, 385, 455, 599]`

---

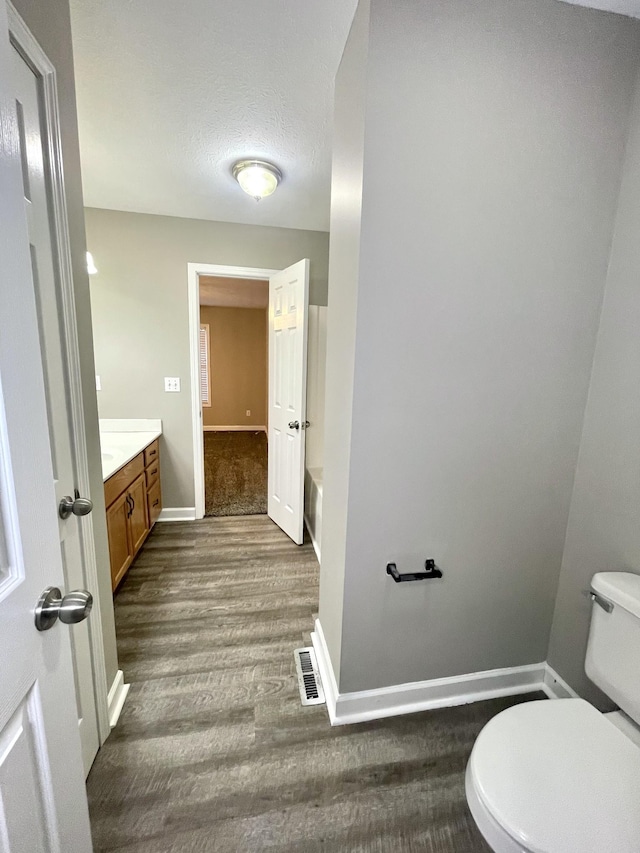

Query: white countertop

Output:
[99, 419, 162, 481]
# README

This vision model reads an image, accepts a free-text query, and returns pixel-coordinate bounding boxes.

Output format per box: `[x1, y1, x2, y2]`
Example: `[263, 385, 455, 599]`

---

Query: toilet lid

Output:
[468, 698, 640, 853]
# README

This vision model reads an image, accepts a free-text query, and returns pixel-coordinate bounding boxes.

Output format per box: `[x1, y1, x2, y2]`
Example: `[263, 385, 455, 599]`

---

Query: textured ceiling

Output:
[199, 277, 267, 309]
[561, 0, 640, 15]
[69, 0, 358, 232]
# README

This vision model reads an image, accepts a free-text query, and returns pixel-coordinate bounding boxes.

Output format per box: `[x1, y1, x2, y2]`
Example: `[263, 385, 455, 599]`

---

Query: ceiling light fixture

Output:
[232, 159, 282, 201]
[86, 251, 98, 275]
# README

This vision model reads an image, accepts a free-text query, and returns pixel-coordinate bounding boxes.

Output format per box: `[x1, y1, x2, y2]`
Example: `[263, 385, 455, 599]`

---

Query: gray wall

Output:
[319, 0, 370, 678]
[547, 70, 640, 707]
[87, 208, 330, 509]
[12, 0, 119, 688]
[320, 0, 640, 693]
[306, 305, 328, 472]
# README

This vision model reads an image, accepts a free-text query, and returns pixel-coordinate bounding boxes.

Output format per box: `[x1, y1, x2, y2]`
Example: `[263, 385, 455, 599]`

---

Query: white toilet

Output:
[465, 572, 640, 852]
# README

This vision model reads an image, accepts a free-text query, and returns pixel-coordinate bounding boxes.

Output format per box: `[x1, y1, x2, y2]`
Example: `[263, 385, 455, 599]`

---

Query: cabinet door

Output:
[106, 491, 132, 591]
[147, 478, 162, 527]
[129, 473, 149, 556]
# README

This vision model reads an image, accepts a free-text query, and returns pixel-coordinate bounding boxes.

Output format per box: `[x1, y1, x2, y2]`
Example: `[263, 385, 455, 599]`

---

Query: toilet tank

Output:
[586, 572, 640, 725]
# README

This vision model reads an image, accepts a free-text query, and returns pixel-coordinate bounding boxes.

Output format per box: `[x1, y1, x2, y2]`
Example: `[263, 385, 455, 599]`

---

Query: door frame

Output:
[187, 263, 279, 519]
[7, 2, 110, 745]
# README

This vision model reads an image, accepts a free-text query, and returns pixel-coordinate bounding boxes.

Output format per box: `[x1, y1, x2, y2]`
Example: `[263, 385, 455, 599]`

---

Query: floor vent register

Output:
[294, 647, 325, 706]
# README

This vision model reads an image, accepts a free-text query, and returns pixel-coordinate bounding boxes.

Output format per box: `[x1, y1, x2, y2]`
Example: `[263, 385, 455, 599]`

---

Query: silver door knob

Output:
[34, 586, 93, 631]
[58, 495, 93, 519]
[288, 420, 300, 430]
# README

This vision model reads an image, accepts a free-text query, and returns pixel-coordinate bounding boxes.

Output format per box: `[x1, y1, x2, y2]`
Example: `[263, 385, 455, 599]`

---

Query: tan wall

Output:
[12, 0, 119, 688]
[200, 307, 267, 428]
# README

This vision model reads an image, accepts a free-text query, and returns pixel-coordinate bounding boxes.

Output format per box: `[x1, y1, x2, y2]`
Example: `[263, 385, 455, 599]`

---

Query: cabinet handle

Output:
[150, 468, 158, 476]
[152, 499, 159, 507]
[148, 449, 157, 458]
[125, 495, 132, 518]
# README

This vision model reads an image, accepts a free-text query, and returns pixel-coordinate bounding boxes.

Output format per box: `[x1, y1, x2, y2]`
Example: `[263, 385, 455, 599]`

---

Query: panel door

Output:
[0, 3, 93, 848]
[267, 259, 310, 544]
[11, 33, 99, 774]
[128, 474, 149, 555]
[147, 478, 162, 528]
[107, 491, 132, 590]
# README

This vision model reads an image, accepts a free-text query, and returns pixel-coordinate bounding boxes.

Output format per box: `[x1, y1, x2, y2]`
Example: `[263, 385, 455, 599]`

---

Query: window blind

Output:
[199, 324, 210, 406]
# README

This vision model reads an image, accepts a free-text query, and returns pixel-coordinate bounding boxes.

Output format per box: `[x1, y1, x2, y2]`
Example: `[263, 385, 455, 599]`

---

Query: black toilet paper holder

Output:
[386, 559, 443, 583]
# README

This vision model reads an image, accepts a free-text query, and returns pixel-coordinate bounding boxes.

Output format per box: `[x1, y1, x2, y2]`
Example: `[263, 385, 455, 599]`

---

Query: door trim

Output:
[7, 2, 110, 745]
[187, 262, 279, 519]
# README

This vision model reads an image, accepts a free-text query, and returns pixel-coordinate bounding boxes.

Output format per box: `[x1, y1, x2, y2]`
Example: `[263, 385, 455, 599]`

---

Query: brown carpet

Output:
[86, 516, 544, 853]
[204, 430, 268, 517]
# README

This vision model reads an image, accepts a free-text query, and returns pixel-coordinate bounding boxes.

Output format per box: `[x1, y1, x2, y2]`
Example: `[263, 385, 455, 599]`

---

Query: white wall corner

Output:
[311, 619, 339, 724]
[157, 507, 197, 522]
[542, 663, 579, 699]
[107, 670, 130, 729]
[304, 515, 321, 563]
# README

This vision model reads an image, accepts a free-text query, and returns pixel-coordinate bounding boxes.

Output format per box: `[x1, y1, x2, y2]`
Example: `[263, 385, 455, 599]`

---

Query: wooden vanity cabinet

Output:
[105, 441, 161, 591]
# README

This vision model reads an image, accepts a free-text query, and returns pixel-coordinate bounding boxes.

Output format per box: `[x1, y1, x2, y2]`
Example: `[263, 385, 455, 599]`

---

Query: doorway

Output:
[199, 275, 269, 516]
[188, 260, 311, 544]
[188, 264, 278, 520]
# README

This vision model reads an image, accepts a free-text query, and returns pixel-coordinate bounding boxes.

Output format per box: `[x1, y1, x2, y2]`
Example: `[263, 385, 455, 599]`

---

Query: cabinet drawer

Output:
[147, 478, 162, 527]
[104, 452, 144, 508]
[144, 439, 159, 468]
[145, 459, 160, 490]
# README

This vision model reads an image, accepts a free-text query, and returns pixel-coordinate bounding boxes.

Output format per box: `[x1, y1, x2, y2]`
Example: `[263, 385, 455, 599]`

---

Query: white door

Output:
[10, 36, 100, 777]
[267, 259, 310, 544]
[0, 5, 93, 851]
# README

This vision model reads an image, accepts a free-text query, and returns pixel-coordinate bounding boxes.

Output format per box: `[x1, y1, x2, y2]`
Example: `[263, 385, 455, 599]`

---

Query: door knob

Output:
[288, 420, 300, 430]
[34, 586, 93, 631]
[58, 495, 93, 519]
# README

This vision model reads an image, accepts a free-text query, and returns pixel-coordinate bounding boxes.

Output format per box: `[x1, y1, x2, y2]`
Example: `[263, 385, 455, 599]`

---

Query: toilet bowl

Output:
[466, 698, 640, 852]
[466, 573, 640, 852]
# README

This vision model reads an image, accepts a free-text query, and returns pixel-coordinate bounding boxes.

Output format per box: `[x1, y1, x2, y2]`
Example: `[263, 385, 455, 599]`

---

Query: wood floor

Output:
[87, 516, 540, 852]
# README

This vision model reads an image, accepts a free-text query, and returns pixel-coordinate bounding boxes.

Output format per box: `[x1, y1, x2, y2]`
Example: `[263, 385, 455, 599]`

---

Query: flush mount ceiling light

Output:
[232, 159, 282, 201]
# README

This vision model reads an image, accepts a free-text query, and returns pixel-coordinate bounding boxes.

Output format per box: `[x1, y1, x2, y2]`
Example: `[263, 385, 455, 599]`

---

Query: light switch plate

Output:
[164, 377, 181, 392]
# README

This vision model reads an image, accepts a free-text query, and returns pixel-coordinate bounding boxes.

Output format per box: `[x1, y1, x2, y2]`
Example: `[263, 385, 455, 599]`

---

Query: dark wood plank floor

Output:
[87, 516, 539, 852]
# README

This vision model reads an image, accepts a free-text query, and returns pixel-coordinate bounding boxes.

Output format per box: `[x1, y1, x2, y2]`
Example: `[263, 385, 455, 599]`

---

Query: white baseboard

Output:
[203, 425, 267, 433]
[312, 618, 555, 727]
[157, 507, 196, 522]
[304, 514, 321, 563]
[107, 670, 130, 728]
[311, 619, 339, 722]
[542, 663, 579, 699]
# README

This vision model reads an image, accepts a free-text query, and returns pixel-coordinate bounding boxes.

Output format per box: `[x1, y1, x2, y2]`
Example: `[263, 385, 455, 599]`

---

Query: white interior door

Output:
[267, 259, 310, 544]
[0, 4, 93, 850]
[11, 32, 99, 775]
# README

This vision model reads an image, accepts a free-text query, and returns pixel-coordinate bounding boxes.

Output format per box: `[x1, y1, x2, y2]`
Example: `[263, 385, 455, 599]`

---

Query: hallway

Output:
[87, 516, 535, 852]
